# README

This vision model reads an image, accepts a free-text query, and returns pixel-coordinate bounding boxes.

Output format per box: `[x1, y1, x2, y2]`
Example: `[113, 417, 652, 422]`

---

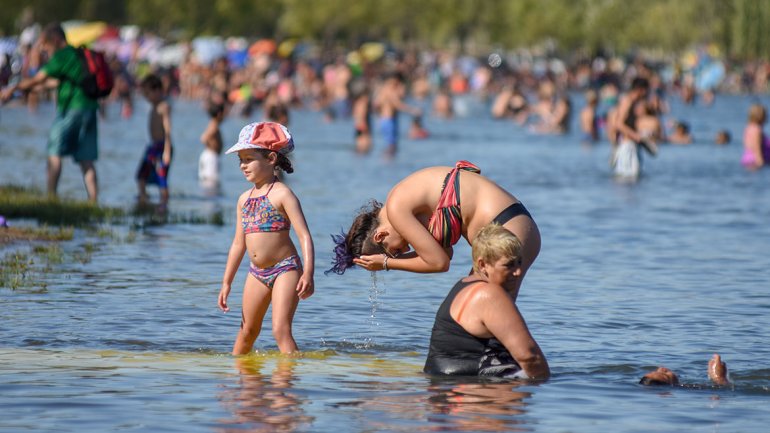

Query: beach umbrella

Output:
[136, 36, 164, 62]
[152, 43, 188, 67]
[249, 39, 276, 57]
[64, 21, 107, 47]
[277, 39, 297, 58]
[359, 42, 385, 62]
[227, 37, 249, 68]
[192, 36, 226, 65]
[228, 49, 248, 69]
[98, 26, 121, 42]
[695, 61, 726, 91]
[0, 37, 18, 56]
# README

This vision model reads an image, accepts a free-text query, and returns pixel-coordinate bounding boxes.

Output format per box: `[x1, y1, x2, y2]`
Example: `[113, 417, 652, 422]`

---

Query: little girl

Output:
[741, 103, 770, 170]
[218, 121, 315, 354]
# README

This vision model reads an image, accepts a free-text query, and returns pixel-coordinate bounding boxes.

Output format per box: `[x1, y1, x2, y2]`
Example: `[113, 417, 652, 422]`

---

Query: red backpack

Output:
[78, 46, 114, 99]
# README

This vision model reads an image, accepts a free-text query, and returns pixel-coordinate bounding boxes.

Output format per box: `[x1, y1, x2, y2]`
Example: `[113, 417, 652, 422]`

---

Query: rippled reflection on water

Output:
[2, 94, 770, 432]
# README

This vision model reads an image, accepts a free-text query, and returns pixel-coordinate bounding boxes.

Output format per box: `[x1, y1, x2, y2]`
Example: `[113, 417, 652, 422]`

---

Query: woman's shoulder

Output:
[457, 278, 509, 302]
[405, 165, 454, 179]
[389, 166, 449, 196]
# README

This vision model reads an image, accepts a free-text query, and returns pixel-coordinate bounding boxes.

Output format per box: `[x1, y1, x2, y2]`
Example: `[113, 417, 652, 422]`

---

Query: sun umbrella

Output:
[248, 39, 276, 57]
[359, 42, 385, 62]
[0, 37, 18, 56]
[277, 39, 297, 58]
[64, 21, 107, 47]
[192, 36, 226, 65]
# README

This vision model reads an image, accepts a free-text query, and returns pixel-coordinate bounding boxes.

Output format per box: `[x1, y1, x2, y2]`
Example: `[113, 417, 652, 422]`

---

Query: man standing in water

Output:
[1, 23, 99, 202]
[610, 77, 652, 179]
[373, 72, 421, 158]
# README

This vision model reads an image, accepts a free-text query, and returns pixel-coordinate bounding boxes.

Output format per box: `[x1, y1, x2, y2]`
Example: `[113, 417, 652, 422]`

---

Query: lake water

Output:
[1, 92, 770, 432]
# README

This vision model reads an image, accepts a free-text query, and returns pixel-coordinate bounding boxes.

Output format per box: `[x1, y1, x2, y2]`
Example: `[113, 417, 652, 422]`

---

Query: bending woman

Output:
[327, 160, 540, 301]
[424, 224, 549, 380]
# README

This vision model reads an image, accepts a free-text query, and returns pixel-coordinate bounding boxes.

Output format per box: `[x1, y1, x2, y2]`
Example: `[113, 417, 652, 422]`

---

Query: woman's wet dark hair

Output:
[346, 200, 383, 256]
[325, 200, 382, 275]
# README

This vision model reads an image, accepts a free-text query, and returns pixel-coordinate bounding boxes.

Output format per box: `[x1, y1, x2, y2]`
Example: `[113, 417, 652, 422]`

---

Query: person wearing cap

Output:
[218, 122, 315, 355]
[327, 160, 540, 305]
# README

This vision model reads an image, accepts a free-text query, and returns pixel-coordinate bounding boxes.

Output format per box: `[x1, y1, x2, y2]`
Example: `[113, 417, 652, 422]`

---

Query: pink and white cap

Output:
[225, 121, 294, 155]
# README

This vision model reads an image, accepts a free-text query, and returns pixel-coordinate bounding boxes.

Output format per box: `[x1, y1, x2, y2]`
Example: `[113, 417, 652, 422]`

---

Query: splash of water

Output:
[368, 271, 385, 326]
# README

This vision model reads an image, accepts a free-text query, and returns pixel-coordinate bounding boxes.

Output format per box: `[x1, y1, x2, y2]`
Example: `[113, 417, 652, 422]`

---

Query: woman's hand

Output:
[353, 254, 387, 271]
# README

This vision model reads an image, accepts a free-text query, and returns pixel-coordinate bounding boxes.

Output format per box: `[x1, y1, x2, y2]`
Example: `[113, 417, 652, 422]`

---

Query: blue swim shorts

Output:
[47, 108, 98, 162]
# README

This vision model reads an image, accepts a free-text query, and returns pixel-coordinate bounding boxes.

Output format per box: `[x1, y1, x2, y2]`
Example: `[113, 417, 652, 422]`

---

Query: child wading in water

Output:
[218, 122, 315, 354]
[198, 103, 225, 193]
[136, 74, 173, 205]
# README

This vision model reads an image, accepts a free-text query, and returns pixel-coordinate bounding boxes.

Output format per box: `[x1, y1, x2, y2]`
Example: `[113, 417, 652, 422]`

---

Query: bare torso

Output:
[387, 166, 541, 279]
[148, 102, 167, 142]
[201, 120, 223, 153]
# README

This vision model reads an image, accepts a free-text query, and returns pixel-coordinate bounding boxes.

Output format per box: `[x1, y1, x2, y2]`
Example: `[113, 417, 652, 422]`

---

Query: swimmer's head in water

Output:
[639, 367, 679, 386]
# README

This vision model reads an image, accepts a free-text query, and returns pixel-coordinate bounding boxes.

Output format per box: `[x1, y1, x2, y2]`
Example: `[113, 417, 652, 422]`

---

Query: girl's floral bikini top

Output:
[242, 179, 290, 234]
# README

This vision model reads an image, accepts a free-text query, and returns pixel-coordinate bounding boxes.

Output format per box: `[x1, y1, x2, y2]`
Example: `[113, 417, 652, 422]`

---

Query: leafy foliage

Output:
[0, 0, 768, 59]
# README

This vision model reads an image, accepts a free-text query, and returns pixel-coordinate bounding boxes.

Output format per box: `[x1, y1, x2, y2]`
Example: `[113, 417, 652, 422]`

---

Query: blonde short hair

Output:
[471, 223, 522, 273]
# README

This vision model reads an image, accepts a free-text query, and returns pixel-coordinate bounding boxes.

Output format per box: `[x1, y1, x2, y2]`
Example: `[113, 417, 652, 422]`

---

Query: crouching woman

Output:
[424, 224, 550, 380]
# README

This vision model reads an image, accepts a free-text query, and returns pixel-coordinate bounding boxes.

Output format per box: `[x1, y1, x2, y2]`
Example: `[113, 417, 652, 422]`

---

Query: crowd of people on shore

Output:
[3, 22, 770, 191]
[0, 22, 755, 388]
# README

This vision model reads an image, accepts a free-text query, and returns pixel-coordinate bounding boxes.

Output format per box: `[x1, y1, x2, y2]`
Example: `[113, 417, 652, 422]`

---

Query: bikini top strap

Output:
[255, 177, 278, 198]
[440, 161, 481, 194]
[264, 177, 277, 196]
[455, 160, 481, 174]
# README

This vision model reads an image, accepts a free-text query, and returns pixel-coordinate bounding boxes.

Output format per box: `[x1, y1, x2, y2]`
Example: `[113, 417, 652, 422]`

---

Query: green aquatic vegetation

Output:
[0, 185, 124, 226]
[72, 242, 97, 264]
[0, 251, 46, 291]
[85, 226, 138, 244]
[31, 243, 65, 265]
[1, 241, 100, 289]
[129, 206, 225, 227]
[1, 185, 224, 228]
[1, 184, 223, 289]
[0, 226, 74, 245]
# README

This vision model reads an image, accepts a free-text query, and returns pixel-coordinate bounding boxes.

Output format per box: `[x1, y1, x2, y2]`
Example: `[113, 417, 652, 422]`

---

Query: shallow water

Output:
[2, 93, 770, 432]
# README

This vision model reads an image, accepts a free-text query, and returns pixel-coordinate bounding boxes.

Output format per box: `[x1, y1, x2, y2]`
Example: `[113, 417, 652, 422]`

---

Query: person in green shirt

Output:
[1, 22, 99, 202]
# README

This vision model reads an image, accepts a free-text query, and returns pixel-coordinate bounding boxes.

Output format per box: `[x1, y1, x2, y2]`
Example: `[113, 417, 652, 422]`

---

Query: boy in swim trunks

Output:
[373, 72, 421, 158]
[136, 74, 173, 204]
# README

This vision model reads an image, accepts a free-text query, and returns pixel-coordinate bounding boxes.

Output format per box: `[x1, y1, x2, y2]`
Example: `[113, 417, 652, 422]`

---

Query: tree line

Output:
[2, 0, 769, 60]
